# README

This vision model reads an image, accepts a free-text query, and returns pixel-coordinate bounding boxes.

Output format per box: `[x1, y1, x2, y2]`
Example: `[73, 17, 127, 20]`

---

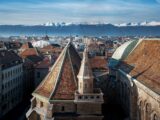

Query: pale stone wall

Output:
[115, 69, 160, 120]
[136, 80, 160, 120]
[53, 102, 76, 113]
[76, 102, 102, 115]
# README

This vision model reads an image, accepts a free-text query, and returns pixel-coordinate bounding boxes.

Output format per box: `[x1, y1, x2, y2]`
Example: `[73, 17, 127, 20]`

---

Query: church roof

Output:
[118, 39, 160, 94]
[33, 42, 81, 101]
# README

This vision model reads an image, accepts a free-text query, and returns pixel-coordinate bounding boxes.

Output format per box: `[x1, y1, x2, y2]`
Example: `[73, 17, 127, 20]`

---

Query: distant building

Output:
[26, 42, 104, 120]
[109, 39, 160, 120]
[0, 50, 23, 118]
[32, 40, 51, 48]
[34, 59, 50, 87]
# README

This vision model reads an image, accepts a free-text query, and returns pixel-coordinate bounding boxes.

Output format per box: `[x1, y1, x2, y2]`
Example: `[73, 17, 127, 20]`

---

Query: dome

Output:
[109, 39, 140, 68]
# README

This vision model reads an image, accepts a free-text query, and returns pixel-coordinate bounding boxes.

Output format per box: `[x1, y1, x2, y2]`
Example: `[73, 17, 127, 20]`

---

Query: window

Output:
[37, 72, 40, 78]
[84, 96, 88, 99]
[78, 96, 82, 99]
[90, 96, 94, 99]
[2, 73, 4, 80]
[2, 104, 7, 110]
[145, 103, 151, 120]
[153, 114, 158, 120]
[96, 96, 100, 99]
[85, 84, 87, 89]
[90, 83, 92, 88]
[61, 106, 65, 112]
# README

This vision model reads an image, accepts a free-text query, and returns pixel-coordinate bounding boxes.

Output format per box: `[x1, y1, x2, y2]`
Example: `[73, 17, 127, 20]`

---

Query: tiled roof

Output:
[90, 56, 108, 70]
[40, 45, 62, 53]
[26, 55, 43, 64]
[20, 48, 39, 58]
[20, 42, 33, 49]
[35, 59, 50, 69]
[119, 40, 160, 94]
[34, 42, 81, 101]
[0, 50, 22, 69]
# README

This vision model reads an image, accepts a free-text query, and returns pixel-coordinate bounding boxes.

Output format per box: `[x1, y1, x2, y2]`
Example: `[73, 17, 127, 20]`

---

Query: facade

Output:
[34, 60, 50, 87]
[0, 50, 23, 118]
[26, 42, 104, 120]
[109, 39, 160, 120]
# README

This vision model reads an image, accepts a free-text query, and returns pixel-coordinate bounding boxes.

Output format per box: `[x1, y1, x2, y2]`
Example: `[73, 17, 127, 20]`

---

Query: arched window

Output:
[145, 103, 151, 120]
[153, 114, 158, 120]
[138, 101, 142, 120]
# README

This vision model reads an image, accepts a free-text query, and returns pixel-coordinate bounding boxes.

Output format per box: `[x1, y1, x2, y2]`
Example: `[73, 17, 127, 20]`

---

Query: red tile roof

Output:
[20, 48, 39, 58]
[34, 42, 81, 100]
[90, 56, 108, 70]
[35, 59, 50, 69]
[20, 42, 33, 49]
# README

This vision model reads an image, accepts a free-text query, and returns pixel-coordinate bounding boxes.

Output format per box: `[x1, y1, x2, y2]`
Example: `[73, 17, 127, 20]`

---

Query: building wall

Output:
[115, 69, 160, 120]
[0, 66, 2, 117]
[27, 96, 103, 120]
[23, 67, 35, 99]
[53, 102, 76, 113]
[0, 64, 23, 118]
[77, 102, 102, 115]
[34, 68, 49, 87]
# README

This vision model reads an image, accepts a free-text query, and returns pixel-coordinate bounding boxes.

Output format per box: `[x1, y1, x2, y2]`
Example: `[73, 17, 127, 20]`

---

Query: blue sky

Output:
[0, 0, 160, 25]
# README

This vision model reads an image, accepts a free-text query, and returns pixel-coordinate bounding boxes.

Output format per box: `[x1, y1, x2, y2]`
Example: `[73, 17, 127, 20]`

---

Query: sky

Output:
[0, 0, 160, 25]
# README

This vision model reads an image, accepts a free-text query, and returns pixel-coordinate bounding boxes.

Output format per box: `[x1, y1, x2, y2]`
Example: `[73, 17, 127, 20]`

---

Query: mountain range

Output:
[42, 21, 160, 27]
[0, 21, 160, 36]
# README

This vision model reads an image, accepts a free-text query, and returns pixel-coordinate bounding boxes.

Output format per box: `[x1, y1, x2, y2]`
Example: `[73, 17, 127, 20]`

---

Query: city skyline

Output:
[0, 0, 160, 25]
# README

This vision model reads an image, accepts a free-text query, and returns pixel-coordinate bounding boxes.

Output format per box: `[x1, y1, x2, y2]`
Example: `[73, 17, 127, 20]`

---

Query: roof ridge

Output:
[68, 46, 78, 88]
[33, 43, 68, 100]
[48, 45, 68, 101]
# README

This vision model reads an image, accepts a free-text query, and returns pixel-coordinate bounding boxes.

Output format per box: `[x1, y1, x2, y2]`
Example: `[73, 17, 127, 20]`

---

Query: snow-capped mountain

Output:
[142, 21, 160, 26]
[1, 21, 160, 36]
[42, 22, 73, 27]
[115, 21, 160, 27]
[42, 21, 160, 27]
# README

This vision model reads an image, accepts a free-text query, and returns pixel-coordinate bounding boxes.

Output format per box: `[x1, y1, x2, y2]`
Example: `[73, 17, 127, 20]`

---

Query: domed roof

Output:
[109, 39, 140, 67]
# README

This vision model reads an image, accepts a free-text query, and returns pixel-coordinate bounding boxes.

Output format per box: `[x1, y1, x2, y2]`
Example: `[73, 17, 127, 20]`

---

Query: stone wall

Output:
[53, 102, 76, 113]
[116, 69, 160, 120]
[76, 102, 102, 115]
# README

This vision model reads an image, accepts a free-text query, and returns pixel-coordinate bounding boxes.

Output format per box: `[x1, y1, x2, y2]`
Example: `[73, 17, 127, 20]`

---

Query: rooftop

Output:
[118, 39, 160, 94]
[0, 50, 22, 69]
[33, 42, 81, 101]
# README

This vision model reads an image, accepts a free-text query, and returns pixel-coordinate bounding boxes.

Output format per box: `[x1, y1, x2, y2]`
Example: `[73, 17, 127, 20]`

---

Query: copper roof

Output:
[34, 42, 81, 101]
[119, 40, 160, 94]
